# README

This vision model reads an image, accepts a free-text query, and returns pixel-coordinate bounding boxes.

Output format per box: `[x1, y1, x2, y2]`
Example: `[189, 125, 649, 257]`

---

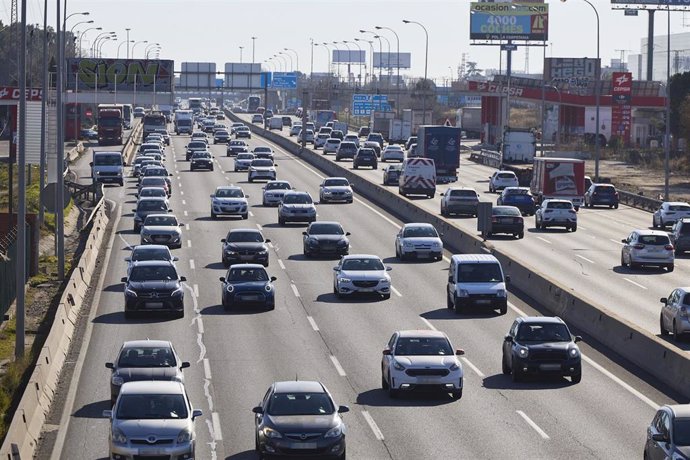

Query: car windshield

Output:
[144, 215, 177, 226]
[324, 179, 349, 187]
[341, 258, 384, 271]
[117, 346, 176, 368]
[283, 194, 312, 204]
[131, 247, 171, 262]
[386, 146, 402, 151]
[266, 182, 290, 190]
[215, 188, 243, 198]
[94, 155, 122, 166]
[188, 142, 206, 149]
[669, 205, 690, 212]
[116, 394, 188, 420]
[394, 337, 453, 356]
[309, 223, 344, 235]
[137, 200, 167, 212]
[450, 189, 476, 197]
[227, 267, 268, 281]
[192, 152, 211, 159]
[358, 149, 375, 156]
[254, 147, 271, 153]
[517, 323, 571, 342]
[506, 188, 530, 195]
[267, 392, 334, 416]
[493, 207, 521, 216]
[674, 419, 690, 446]
[639, 235, 670, 245]
[237, 154, 254, 160]
[227, 231, 263, 243]
[230, 141, 244, 146]
[457, 263, 503, 283]
[129, 265, 178, 281]
[403, 226, 438, 238]
[546, 201, 573, 210]
[251, 159, 274, 167]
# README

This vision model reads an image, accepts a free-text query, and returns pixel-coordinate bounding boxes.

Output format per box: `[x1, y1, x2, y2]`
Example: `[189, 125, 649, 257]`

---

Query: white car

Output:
[230, 122, 245, 134]
[653, 201, 690, 229]
[210, 185, 249, 219]
[343, 134, 360, 148]
[395, 223, 443, 261]
[332, 254, 391, 299]
[314, 133, 330, 149]
[319, 177, 353, 203]
[381, 330, 464, 399]
[248, 158, 277, 182]
[289, 124, 302, 136]
[535, 199, 577, 231]
[278, 191, 316, 225]
[621, 229, 674, 272]
[323, 138, 341, 154]
[140, 214, 183, 248]
[299, 129, 315, 144]
[489, 170, 519, 193]
[262, 180, 293, 206]
[234, 152, 255, 172]
[382, 145, 405, 162]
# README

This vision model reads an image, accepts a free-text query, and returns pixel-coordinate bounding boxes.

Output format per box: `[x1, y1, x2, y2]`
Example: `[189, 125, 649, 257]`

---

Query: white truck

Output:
[333, 121, 348, 135]
[388, 119, 412, 144]
[501, 127, 536, 164]
[398, 157, 436, 198]
[174, 110, 193, 135]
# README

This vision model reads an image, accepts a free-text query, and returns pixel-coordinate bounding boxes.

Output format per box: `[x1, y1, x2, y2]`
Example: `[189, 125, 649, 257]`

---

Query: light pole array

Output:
[403, 19, 429, 124]
[355, 38, 374, 85]
[117, 39, 134, 58]
[284, 48, 299, 73]
[79, 26, 101, 58]
[252, 36, 257, 63]
[131, 40, 148, 57]
[239, 46, 244, 63]
[143, 42, 160, 59]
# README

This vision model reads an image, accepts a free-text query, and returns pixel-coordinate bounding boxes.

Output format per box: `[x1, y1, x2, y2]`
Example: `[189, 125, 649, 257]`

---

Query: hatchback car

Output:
[289, 124, 302, 136]
[381, 330, 464, 399]
[234, 152, 255, 172]
[323, 138, 342, 154]
[278, 191, 317, 225]
[497, 187, 536, 215]
[319, 177, 353, 203]
[191, 132, 208, 143]
[252, 114, 264, 124]
[248, 158, 277, 182]
[383, 163, 403, 186]
[132, 198, 171, 232]
[252, 146, 274, 160]
[335, 141, 358, 161]
[362, 140, 381, 157]
[660, 288, 690, 341]
[121, 261, 186, 318]
[210, 186, 249, 219]
[621, 229, 674, 271]
[227, 140, 249, 156]
[219, 264, 276, 310]
[252, 381, 348, 459]
[344, 134, 360, 147]
[653, 201, 690, 228]
[221, 228, 270, 267]
[314, 133, 330, 149]
[353, 148, 378, 169]
[486, 206, 524, 238]
[489, 171, 519, 193]
[140, 214, 183, 248]
[395, 223, 443, 260]
[381, 145, 405, 162]
[358, 126, 371, 138]
[303, 221, 350, 258]
[190, 151, 214, 171]
[299, 129, 315, 144]
[584, 183, 619, 208]
[670, 218, 690, 255]
[440, 187, 480, 217]
[535, 199, 577, 232]
[332, 254, 391, 299]
[644, 404, 690, 460]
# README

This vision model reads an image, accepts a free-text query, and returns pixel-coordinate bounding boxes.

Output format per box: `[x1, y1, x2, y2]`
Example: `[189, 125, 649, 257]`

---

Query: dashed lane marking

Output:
[189, 259, 196, 270]
[461, 357, 485, 378]
[516, 410, 550, 440]
[307, 316, 319, 331]
[361, 411, 385, 441]
[536, 236, 551, 244]
[575, 254, 595, 264]
[329, 355, 347, 376]
[390, 286, 402, 297]
[623, 278, 647, 290]
[278, 259, 286, 270]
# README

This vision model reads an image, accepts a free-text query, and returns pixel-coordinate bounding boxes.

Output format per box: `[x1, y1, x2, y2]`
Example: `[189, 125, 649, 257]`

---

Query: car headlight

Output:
[379, 278, 389, 283]
[496, 289, 506, 298]
[263, 427, 282, 439]
[324, 425, 343, 438]
[225, 285, 234, 293]
[177, 428, 192, 443]
[457, 289, 469, 297]
[449, 362, 460, 372]
[569, 347, 580, 358]
[265, 284, 273, 292]
[338, 277, 351, 283]
[393, 361, 406, 371]
[111, 375, 124, 386]
[337, 240, 348, 246]
[171, 287, 184, 297]
[517, 346, 529, 358]
[125, 288, 138, 297]
[257, 250, 268, 254]
[308, 237, 319, 245]
[403, 241, 414, 248]
[112, 428, 127, 445]
[432, 242, 441, 248]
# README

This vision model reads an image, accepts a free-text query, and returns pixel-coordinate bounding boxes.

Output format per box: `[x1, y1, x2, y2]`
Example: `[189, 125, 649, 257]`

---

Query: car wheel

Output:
[614, 203, 619, 209]
[347, 199, 353, 204]
[571, 225, 577, 232]
[511, 366, 522, 382]
[242, 212, 248, 220]
[517, 232, 524, 239]
[174, 309, 184, 319]
[381, 372, 389, 390]
[211, 212, 217, 219]
[453, 298, 462, 315]
[620, 254, 627, 267]
[353, 164, 358, 170]
[446, 292, 453, 309]
[571, 372, 582, 384]
[441, 206, 447, 217]
[652, 217, 658, 229]
[382, 293, 391, 300]
[667, 264, 674, 273]
[499, 303, 507, 315]
[248, 178, 253, 183]
[660, 314, 668, 336]
[502, 354, 511, 375]
[452, 389, 463, 400]
[124, 309, 133, 319]
[279, 217, 285, 226]
[222, 259, 230, 268]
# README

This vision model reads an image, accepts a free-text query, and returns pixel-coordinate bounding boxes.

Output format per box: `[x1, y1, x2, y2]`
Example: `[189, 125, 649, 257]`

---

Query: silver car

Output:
[332, 254, 391, 299]
[319, 177, 353, 203]
[247, 158, 277, 182]
[621, 229, 674, 272]
[140, 214, 183, 249]
[653, 201, 690, 229]
[104, 381, 202, 460]
[440, 187, 480, 217]
[262, 180, 292, 206]
[644, 405, 690, 460]
[278, 191, 317, 225]
[660, 288, 690, 340]
[234, 152, 255, 172]
[395, 223, 443, 261]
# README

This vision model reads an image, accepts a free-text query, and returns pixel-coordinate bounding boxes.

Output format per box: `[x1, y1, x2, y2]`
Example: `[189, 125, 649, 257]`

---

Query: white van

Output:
[268, 117, 283, 131]
[398, 157, 436, 198]
[446, 254, 509, 315]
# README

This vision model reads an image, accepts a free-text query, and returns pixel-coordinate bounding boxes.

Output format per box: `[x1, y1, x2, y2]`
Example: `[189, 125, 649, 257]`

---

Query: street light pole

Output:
[99, 37, 115, 57]
[144, 42, 159, 58]
[251, 36, 257, 63]
[126, 28, 131, 59]
[403, 19, 429, 125]
[346, 40, 363, 87]
[284, 48, 299, 73]
[309, 38, 314, 78]
[79, 26, 101, 58]
[131, 40, 148, 57]
[355, 38, 374, 86]
[117, 39, 132, 58]
[376, 26, 400, 116]
[239, 46, 244, 63]
[665, 6, 671, 200]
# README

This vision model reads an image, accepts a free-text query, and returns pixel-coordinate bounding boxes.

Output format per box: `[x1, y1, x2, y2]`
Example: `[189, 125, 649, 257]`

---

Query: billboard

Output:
[333, 50, 365, 63]
[469, 2, 549, 41]
[373, 52, 411, 69]
[544, 58, 601, 89]
[66, 59, 174, 92]
[179, 62, 216, 90]
[611, 0, 690, 5]
[224, 63, 262, 89]
[611, 72, 632, 143]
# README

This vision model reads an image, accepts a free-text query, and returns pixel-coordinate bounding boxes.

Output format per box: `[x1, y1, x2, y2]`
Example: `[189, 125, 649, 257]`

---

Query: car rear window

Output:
[680, 223, 690, 234]
[546, 201, 573, 209]
[595, 185, 616, 194]
[639, 235, 670, 245]
[493, 207, 521, 216]
[498, 173, 516, 179]
[669, 205, 690, 212]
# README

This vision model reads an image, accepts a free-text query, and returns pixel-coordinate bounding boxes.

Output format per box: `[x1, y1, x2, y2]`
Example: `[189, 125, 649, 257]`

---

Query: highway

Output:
[39, 117, 682, 459]
[235, 114, 688, 347]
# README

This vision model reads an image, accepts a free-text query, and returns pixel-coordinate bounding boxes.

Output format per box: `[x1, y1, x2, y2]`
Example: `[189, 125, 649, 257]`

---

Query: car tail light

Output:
[491, 217, 499, 223]
[633, 243, 645, 249]
[665, 244, 674, 250]
[568, 210, 576, 214]
[514, 217, 523, 224]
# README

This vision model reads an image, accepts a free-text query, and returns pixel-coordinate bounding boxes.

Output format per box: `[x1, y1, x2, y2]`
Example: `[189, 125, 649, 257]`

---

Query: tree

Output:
[669, 71, 690, 138]
[465, 61, 483, 78]
[679, 95, 690, 141]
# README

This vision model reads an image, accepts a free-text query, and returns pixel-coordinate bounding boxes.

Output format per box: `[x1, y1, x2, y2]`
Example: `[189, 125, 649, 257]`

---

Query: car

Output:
[252, 381, 348, 459]
[406, 143, 418, 158]
[230, 122, 245, 134]
[252, 146, 275, 161]
[235, 126, 252, 139]
[353, 148, 378, 169]
[140, 214, 183, 248]
[319, 177, 353, 203]
[381, 144, 404, 162]
[395, 223, 443, 261]
[381, 330, 464, 399]
[644, 405, 690, 459]
[497, 187, 536, 215]
[121, 260, 186, 318]
[362, 140, 381, 157]
[138, 142, 163, 155]
[358, 126, 371, 138]
[202, 119, 216, 133]
[314, 133, 330, 149]
[191, 131, 208, 142]
[487, 206, 524, 238]
[125, 244, 177, 277]
[185, 140, 208, 160]
[278, 191, 317, 225]
[343, 134, 360, 147]
[335, 141, 357, 161]
[221, 228, 271, 267]
[213, 129, 230, 143]
[153, 128, 170, 145]
[653, 201, 690, 228]
[332, 254, 391, 299]
[248, 158, 277, 182]
[264, 109, 274, 118]
[251, 114, 264, 124]
[234, 152, 255, 172]
[105, 340, 189, 405]
[132, 197, 171, 232]
[502, 316, 582, 383]
[446, 254, 509, 314]
[366, 132, 384, 148]
[138, 176, 170, 197]
[210, 185, 249, 219]
[405, 136, 417, 150]
[660, 288, 690, 341]
[299, 129, 315, 144]
[227, 140, 249, 156]
[382, 163, 403, 186]
[281, 116, 292, 127]
[135, 186, 167, 201]
[318, 127, 333, 137]
[323, 138, 341, 154]
[584, 183, 619, 208]
[140, 165, 171, 183]
[219, 264, 276, 310]
[216, 112, 226, 120]
[262, 180, 293, 206]
[670, 218, 690, 255]
[535, 199, 577, 231]
[190, 151, 214, 171]
[440, 187, 480, 217]
[289, 124, 302, 136]
[103, 381, 202, 460]
[489, 170, 519, 193]
[621, 229, 674, 272]
[330, 130, 344, 141]
[303, 221, 350, 258]
[131, 157, 154, 177]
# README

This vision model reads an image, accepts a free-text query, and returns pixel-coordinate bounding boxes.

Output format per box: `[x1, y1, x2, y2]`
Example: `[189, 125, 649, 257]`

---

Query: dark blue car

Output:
[219, 264, 276, 310]
[497, 187, 536, 216]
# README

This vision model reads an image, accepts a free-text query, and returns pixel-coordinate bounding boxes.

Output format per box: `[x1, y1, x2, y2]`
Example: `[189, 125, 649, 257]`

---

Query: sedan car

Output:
[262, 180, 293, 206]
[303, 221, 350, 258]
[314, 133, 330, 149]
[135, 186, 167, 201]
[319, 177, 353, 203]
[620, 229, 674, 272]
[140, 214, 183, 248]
[380, 164, 402, 186]
[190, 151, 214, 171]
[213, 129, 230, 144]
[395, 223, 443, 260]
[121, 261, 186, 318]
[485, 206, 524, 239]
[227, 140, 249, 157]
[497, 187, 536, 215]
[278, 191, 317, 225]
[660, 287, 690, 341]
[221, 228, 271, 267]
[653, 201, 690, 228]
[252, 146, 275, 161]
[535, 199, 577, 232]
[138, 177, 170, 198]
[332, 254, 391, 299]
[644, 405, 690, 460]
[234, 152, 255, 172]
[362, 140, 381, 158]
[344, 134, 360, 148]
[125, 244, 177, 277]
[103, 381, 202, 460]
[105, 340, 189, 405]
[381, 145, 405, 162]
[502, 316, 582, 383]
[210, 185, 249, 219]
[381, 330, 464, 399]
[440, 187, 480, 217]
[235, 126, 252, 139]
[353, 148, 378, 169]
[489, 170, 520, 193]
[185, 140, 208, 160]
[323, 138, 341, 154]
[248, 159, 277, 183]
[584, 183, 619, 208]
[252, 381, 348, 459]
[132, 197, 171, 232]
[220, 264, 276, 310]
[299, 129, 315, 144]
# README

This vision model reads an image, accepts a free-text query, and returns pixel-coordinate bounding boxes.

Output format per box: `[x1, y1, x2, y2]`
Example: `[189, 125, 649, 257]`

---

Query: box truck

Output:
[174, 110, 193, 135]
[416, 125, 461, 183]
[97, 107, 123, 145]
[530, 157, 585, 209]
[501, 127, 536, 164]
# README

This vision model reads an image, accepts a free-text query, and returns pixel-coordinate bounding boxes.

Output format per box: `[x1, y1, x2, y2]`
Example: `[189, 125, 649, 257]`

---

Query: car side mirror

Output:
[252, 406, 264, 414]
[345, 232, 351, 236]
[219, 277, 225, 282]
[661, 297, 668, 305]
[270, 276, 277, 282]
[179, 223, 184, 227]
[382, 349, 391, 355]
[105, 362, 114, 369]
[179, 276, 187, 282]
[386, 266, 392, 271]
[89, 161, 94, 166]
[574, 336, 582, 343]
[221, 238, 226, 243]
[180, 362, 190, 369]
[505, 275, 511, 283]
[192, 409, 203, 420]
[124, 257, 131, 262]
[455, 349, 465, 356]
[168, 209, 173, 213]
[621, 239, 627, 244]
[504, 335, 513, 343]
[210, 194, 214, 198]
[338, 405, 350, 414]
[120, 277, 127, 283]
[314, 201, 320, 205]
[131, 209, 136, 212]
[333, 267, 339, 271]
[245, 194, 250, 198]
[652, 433, 668, 443]
[102, 409, 113, 419]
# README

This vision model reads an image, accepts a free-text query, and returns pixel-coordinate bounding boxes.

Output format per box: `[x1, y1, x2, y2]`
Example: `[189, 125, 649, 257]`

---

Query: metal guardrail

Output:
[617, 190, 662, 212]
[469, 149, 502, 169]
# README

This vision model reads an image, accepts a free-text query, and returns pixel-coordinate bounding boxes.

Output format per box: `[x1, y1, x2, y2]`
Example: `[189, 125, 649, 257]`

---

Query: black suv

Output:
[221, 228, 271, 267]
[584, 183, 619, 208]
[502, 316, 582, 383]
[670, 218, 690, 255]
[190, 151, 214, 171]
[353, 148, 378, 170]
[121, 261, 186, 318]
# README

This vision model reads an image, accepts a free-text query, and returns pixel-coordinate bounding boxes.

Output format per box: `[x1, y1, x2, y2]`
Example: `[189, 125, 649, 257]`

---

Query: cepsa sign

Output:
[0, 86, 42, 101]
[469, 2, 549, 41]
[66, 59, 174, 93]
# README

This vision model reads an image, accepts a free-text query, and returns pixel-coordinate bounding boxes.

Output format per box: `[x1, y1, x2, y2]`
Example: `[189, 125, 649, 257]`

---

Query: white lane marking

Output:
[256, 223, 262, 230]
[193, 284, 199, 298]
[118, 232, 133, 250]
[623, 277, 647, 290]
[361, 410, 385, 441]
[516, 410, 550, 440]
[536, 236, 552, 244]
[187, 240, 192, 248]
[581, 354, 658, 409]
[329, 355, 347, 377]
[610, 238, 625, 245]
[186, 224, 190, 230]
[278, 259, 286, 270]
[507, 301, 528, 318]
[177, 176, 181, 180]
[390, 286, 402, 297]
[249, 211, 254, 217]
[182, 199, 186, 205]
[420, 317, 438, 331]
[189, 259, 196, 270]
[575, 254, 595, 264]
[290, 283, 300, 297]
[180, 191, 184, 196]
[268, 242, 274, 249]
[578, 225, 587, 230]
[197, 317, 205, 334]
[307, 316, 319, 331]
[354, 197, 401, 229]
[184, 210, 188, 217]
[442, 255, 451, 263]
[224, 176, 229, 181]
[212, 412, 223, 441]
[461, 357, 485, 378]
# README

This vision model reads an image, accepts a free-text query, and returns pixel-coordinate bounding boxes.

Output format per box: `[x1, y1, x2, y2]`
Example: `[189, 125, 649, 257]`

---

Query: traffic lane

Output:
[69, 128, 133, 186]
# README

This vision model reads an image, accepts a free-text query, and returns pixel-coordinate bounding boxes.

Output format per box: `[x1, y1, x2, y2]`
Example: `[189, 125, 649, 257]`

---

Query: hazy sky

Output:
[5, 0, 689, 80]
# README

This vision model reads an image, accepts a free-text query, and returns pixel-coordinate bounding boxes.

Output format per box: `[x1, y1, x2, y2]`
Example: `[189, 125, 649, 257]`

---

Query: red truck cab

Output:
[97, 108, 123, 146]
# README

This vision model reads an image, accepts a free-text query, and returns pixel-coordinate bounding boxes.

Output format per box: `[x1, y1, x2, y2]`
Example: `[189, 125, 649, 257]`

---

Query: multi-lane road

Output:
[40, 119, 680, 459]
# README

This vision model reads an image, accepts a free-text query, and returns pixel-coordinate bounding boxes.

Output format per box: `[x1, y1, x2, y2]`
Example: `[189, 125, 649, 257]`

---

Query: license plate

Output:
[242, 295, 260, 301]
[240, 255, 255, 260]
[290, 443, 317, 449]
[539, 364, 561, 371]
[501, 218, 513, 223]
[476, 299, 491, 305]
[648, 247, 661, 252]
[146, 302, 164, 309]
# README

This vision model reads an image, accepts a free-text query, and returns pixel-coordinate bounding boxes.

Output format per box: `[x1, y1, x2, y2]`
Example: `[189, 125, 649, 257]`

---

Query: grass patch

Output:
[0, 317, 15, 362]
[0, 353, 33, 440]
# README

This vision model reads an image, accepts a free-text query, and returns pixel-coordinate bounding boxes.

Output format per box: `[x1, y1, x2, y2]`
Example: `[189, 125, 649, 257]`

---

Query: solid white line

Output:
[442, 255, 451, 263]
[193, 284, 199, 298]
[623, 277, 647, 290]
[354, 197, 401, 229]
[290, 283, 300, 297]
[267, 242, 274, 248]
[361, 410, 385, 441]
[330, 355, 347, 376]
[575, 254, 595, 264]
[391, 286, 402, 297]
[420, 317, 438, 331]
[581, 354, 658, 409]
[578, 225, 587, 230]
[508, 301, 528, 318]
[249, 211, 254, 217]
[189, 259, 196, 270]
[256, 223, 262, 230]
[516, 410, 550, 440]
[197, 317, 205, 334]
[461, 357, 485, 378]
[610, 238, 625, 245]
[307, 316, 319, 331]
[177, 176, 181, 180]
[536, 236, 552, 244]
[187, 240, 192, 248]
[278, 259, 286, 270]
[212, 412, 223, 441]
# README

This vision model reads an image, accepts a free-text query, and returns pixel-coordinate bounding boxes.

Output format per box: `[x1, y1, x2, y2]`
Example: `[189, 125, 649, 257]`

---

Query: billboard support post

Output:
[648, 10, 655, 81]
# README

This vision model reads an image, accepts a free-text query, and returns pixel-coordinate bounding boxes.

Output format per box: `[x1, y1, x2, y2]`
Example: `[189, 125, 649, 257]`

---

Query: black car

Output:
[486, 206, 524, 239]
[133, 198, 171, 233]
[302, 221, 350, 258]
[353, 148, 378, 170]
[221, 228, 270, 267]
[281, 116, 292, 127]
[330, 130, 344, 140]
[358, 126, 370, 138]
[185, 140, 208, 160]
[253, 381, 348, 459]
[496, 187, 536, 215]
[190, 151, 214, 171]
[502, 316, 582, 383]
[219, 264, 276, 310]
[584, 183, 619, 208]
[121, 261, 186, 318]
[383, 164, 403, 185]
[670, 218, 690, 255]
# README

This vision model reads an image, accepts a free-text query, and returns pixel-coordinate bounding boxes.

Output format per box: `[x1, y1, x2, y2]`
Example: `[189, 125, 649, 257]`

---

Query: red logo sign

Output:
[0, 86, 43, 101]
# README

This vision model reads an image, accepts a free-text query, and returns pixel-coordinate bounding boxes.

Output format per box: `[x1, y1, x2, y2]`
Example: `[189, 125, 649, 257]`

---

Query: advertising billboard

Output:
[332, 50, 365, 64]
[469, 2, 549, 41]
[544, 58, 601, 89]
[179, 62, 216, 90]
[611, 0, 690, 5]
[373, 52, 411, 69]
[66, 59, 174, 92]
[224, 63, 262, 89]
